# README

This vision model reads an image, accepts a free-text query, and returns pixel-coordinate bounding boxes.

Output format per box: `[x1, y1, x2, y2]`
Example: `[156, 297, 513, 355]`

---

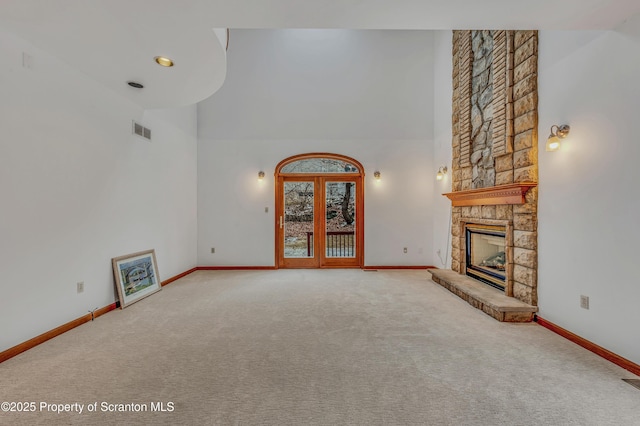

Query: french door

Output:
[275, 154, 364, 268]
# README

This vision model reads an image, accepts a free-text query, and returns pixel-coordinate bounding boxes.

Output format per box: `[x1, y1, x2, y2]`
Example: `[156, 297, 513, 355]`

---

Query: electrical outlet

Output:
[211, 248, 215, 254]
[580, 295, 589, 310]
[403, 247, 408, 254]
[265, 207, 269, 213]
[77, 281, 84, 293]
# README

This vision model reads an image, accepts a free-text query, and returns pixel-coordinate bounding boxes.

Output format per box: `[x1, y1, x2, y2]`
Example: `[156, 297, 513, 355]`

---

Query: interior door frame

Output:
[275, 153, 365, 269]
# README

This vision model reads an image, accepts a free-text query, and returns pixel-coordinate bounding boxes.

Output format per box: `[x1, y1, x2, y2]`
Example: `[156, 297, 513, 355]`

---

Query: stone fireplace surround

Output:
[431, 188, 537, 322]
[430, 30, 539, 322]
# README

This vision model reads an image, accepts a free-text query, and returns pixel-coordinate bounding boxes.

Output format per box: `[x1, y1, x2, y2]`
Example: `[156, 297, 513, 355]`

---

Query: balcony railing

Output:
[306, 231, 355, 257]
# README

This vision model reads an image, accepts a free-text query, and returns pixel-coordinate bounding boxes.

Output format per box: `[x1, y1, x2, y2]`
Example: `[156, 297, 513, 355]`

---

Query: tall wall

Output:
[432, 31, 454, 268]
[0, 30, 198, 353]
[197, 29, 436, 267]
[537, 14, 640, 365]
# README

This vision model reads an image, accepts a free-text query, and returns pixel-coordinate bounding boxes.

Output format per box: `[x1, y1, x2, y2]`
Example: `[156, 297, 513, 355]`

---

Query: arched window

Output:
[276, 153, 363, 175]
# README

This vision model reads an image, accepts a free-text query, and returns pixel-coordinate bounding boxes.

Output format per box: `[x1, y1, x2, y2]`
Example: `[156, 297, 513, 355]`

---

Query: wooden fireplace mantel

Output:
[443, 182, 537, 207]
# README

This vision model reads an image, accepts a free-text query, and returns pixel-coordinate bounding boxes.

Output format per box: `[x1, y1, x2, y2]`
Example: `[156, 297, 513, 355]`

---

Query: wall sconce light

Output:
[258, 171, 265, 181]
[436, 166, 448, 181]
[373, 171, 381, 181]
[546, 124, 570, 152]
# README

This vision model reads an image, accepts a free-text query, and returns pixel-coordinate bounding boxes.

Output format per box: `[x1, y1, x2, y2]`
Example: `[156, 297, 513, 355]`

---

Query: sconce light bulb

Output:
[373, 171, 381, 181]
[436, 171, 444, 181]
[546, 136, 561, 152]
[258, 171, 265, 181]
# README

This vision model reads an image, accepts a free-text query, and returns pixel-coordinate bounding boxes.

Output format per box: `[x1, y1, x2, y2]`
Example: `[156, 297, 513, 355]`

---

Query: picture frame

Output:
[112, 249, 161, 309]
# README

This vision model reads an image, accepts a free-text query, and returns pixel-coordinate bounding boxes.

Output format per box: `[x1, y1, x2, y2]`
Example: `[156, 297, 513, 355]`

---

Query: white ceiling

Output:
[2, 0, 639, 109]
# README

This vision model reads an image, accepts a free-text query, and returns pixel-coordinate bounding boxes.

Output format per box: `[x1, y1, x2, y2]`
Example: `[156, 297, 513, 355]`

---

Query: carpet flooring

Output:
[1, 269, 638, 425]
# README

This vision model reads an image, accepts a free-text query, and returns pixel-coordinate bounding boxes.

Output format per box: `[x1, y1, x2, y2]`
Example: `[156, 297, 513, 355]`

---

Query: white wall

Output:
[538, 15, 640, 364]
[198, 30, 436, 266]
[432, 31, 454, 269]
[0, 30, 198, 352]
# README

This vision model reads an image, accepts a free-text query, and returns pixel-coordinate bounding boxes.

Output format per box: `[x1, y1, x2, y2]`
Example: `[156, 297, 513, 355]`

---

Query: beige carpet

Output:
[1, 269, 638, 425]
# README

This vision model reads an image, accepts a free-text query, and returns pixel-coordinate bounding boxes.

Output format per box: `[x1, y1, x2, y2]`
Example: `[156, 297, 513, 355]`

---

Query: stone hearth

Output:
[430, 269, 537, 322]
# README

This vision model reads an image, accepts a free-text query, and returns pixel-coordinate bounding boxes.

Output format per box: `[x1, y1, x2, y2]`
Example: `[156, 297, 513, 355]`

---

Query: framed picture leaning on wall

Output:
[112, 249, 161, 309]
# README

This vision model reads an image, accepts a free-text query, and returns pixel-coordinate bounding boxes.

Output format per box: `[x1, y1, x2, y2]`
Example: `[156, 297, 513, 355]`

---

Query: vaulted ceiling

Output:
[2, 0, 638, 108]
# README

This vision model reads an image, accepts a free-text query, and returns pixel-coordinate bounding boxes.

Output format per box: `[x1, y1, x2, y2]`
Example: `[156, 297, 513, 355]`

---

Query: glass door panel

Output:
[276, 168, 362, 269]
[283, 181, 315, 258]
[325, 182, 356, 258]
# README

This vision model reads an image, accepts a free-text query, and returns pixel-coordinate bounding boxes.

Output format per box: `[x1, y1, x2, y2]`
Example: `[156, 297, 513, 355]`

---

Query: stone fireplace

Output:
[431, 30, 539, 320]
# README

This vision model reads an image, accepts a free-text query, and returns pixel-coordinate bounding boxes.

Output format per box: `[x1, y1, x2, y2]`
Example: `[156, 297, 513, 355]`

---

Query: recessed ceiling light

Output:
[154, 56, 174, 67]
[127, 81, 144, 89]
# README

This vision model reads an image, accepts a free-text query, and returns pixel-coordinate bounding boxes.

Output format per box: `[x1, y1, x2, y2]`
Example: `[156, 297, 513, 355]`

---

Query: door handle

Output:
[279, 216, 283, 229]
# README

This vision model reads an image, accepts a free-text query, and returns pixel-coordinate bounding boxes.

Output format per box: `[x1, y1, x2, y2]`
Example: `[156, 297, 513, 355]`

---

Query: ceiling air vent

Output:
[132, 121, 151, 140]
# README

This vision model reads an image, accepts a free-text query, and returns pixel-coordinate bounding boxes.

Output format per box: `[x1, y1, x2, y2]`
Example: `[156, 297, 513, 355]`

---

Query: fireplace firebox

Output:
[465, 224, 506, 290]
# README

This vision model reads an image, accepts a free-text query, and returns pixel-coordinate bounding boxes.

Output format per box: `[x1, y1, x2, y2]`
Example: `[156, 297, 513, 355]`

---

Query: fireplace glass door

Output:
[465, 224, 506, 290]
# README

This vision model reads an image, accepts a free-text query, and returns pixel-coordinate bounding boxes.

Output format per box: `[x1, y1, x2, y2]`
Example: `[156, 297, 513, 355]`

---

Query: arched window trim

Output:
[275, 153, 365, 177]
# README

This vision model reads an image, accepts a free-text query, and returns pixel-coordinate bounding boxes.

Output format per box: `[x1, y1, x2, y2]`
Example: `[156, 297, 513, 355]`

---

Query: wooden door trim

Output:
[320, 176, 363, 268]
[277, 176, 320, 268]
